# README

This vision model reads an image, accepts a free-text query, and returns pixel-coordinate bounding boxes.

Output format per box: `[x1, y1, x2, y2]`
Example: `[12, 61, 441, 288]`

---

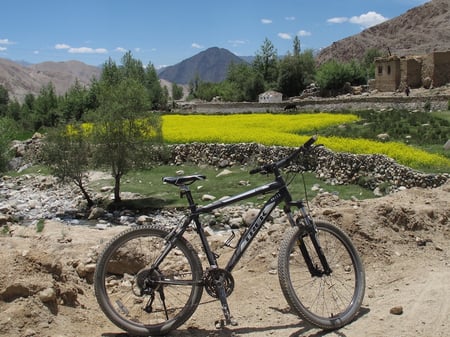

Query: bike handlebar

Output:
[249, 135, 317, 175]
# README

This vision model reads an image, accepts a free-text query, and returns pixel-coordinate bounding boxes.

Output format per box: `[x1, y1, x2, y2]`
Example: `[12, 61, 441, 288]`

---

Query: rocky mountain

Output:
[0, 59, 101, 102]
[317, 0, 450, 64]
[158, 47, 247, 84]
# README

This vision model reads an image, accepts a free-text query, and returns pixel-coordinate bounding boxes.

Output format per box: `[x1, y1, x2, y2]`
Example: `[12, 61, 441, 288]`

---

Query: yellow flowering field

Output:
[162, 113, 450, 169]
[162, 113, 358, 145]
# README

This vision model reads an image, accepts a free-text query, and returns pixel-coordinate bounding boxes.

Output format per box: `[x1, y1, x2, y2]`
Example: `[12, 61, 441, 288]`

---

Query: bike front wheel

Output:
[94, 225, 203, 336]
[278, 220, 365, 330]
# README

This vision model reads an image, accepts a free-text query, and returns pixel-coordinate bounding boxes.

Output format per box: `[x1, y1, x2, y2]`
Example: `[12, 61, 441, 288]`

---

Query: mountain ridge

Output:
[158, 47, 247, 84]
[2, 0, 449, 101]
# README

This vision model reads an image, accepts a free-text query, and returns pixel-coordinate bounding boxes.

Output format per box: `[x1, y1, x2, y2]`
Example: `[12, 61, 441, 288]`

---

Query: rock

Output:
[242, 208, 259, 226]
[216, 169, 233, 177]
[88, 207, 105, 220]
[390, 306, 403, 315]
[202, 194, 216, 201]
[39, 288, 56, 303]
[136, 215, 152, 225]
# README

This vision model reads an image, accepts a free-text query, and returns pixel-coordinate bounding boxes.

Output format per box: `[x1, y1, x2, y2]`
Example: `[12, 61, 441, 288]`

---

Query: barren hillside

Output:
[0, 59, 101, 102]
[317, 0, 450, 64]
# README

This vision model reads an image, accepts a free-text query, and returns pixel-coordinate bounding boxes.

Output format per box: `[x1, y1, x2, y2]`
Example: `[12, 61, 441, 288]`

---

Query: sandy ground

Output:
[1, 180, 449, 337]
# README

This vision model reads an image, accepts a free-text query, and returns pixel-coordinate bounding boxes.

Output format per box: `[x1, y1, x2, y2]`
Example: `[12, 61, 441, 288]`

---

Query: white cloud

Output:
[261, 18, 272, 24]
[191, 43, 204, 49]
[285, 16, 295, 21]
[278, 33, 292, 40]
[33, 50, 39, 54]
[327, 17, 348, 24]
[55, 43, 70, 50]
[298, 30, 312, 37]
[327, 11, 388, 28]
[134, 47, 141, 52]
[349, 11, 388, 28]
[115, 47, 127, 53]
[0, 46, 7, 51]
[68, 47, 108, 54]
[0, 38, 15, 45]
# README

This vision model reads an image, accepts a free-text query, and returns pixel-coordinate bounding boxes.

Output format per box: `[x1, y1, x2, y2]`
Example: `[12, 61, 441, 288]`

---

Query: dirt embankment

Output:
[0, 180, 449, 337]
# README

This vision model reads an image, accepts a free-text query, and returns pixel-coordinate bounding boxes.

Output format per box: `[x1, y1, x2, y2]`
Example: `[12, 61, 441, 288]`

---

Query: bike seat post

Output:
[180, 185, 198, 212]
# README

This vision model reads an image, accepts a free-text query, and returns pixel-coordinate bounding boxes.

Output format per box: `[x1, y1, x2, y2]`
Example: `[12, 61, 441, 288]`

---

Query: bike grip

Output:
[303, 135, 318, 148]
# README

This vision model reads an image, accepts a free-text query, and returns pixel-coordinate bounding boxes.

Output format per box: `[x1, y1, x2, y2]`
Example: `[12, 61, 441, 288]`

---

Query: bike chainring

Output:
[203, 268, 235, 298]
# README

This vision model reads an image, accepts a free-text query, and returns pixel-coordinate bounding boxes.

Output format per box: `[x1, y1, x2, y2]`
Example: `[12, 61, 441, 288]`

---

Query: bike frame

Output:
[169, 169, 313, 275]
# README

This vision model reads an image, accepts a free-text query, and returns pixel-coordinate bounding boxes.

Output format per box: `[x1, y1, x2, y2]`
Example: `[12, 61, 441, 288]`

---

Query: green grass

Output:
[88, 164, 376, 209]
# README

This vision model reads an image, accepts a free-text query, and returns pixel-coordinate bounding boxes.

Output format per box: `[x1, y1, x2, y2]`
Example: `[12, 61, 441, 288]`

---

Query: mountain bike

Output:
[94, 135, 366, 336]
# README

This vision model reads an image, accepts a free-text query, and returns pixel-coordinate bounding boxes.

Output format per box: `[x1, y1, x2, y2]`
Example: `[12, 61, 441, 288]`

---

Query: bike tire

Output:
[278, 220, 365, 330]
[94, 225, 203, 336]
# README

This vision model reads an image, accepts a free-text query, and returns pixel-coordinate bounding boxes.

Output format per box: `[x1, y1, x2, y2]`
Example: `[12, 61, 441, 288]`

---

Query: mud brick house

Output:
[374, 50, 450, 92]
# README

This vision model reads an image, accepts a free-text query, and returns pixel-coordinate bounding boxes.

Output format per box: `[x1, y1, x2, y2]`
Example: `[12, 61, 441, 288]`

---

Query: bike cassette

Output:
[204, 268, 235, 298]
[133, 268, 161, 296]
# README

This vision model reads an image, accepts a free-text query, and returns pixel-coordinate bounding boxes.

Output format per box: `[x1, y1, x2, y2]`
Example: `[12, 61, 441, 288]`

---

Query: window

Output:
[387, 65, 391, 75]
[378, 66, 383, 75]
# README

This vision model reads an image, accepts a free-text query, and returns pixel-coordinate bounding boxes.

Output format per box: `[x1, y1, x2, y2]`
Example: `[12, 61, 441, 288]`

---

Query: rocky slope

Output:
[316, 0, 450, 64]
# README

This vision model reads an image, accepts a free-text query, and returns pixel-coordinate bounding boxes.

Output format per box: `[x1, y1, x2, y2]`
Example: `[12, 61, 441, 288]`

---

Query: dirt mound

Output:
[0, 181, 449, 337]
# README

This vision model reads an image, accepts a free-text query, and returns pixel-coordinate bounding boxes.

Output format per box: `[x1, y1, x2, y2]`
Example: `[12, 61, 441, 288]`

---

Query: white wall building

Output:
[258, 90, 282, 103]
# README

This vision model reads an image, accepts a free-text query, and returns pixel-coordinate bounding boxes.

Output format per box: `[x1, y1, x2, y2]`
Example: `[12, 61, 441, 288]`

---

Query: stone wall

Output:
[167, 143, 449, 191]
[10, 136, 449, 193]
[182, 95, 450, 113]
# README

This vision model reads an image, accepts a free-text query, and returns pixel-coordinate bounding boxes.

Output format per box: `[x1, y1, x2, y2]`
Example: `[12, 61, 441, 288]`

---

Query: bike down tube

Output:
[224, 189, 287, 272]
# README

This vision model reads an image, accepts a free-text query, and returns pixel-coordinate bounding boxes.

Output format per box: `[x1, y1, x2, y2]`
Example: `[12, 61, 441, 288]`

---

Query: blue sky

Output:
[1, 0, 430, 68]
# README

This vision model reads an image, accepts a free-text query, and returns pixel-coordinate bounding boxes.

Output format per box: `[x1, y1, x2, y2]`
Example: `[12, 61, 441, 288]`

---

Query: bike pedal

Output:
[214, 318, 238, 329]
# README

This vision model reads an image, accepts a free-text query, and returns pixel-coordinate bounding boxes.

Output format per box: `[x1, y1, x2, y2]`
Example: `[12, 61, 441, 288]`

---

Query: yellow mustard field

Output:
[162, 113, 450, 169]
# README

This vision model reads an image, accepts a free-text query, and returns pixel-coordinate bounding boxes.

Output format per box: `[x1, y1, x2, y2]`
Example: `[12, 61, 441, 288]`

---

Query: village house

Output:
[258, 90, 283, 103]
[374, 50, 450, 92]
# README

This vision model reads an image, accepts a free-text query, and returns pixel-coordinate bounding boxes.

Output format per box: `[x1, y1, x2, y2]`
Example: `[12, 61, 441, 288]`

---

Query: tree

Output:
[145, 62, 167, 109]
[33, 83, 59, 129]
[253, 38, 279, 87]
[298, 49, 316, 86]
[278, 55, 305, 97]
[226, 62, 264, 101]
[293, 36, 301, 57]
[91, 74, 163, 202]
[315, 60, 366, 96]
[171, 83, 184, 101]
[60, 80, 91, 122]
[41, 124, 94, 207]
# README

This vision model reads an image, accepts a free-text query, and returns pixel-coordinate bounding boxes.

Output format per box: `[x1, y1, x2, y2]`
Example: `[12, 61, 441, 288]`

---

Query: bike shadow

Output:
[100, 306, 370, 337]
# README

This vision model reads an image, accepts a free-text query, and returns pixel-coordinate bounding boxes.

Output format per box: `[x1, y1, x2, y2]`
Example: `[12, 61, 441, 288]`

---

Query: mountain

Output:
[317, 0, 450, 64]
[158, 47, 247, 84]
[0, 59, 101, 102]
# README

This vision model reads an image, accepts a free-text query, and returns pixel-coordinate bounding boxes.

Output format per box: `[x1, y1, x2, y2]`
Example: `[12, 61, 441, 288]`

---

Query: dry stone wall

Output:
[167, 143, 448, 191]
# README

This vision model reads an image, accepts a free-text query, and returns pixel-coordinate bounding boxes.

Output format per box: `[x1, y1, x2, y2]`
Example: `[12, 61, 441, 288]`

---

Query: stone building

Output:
[374, 50, 450, 92]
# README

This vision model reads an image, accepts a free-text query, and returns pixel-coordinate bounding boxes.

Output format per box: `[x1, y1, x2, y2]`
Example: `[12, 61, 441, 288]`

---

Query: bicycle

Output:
[94, 135, 366, 336]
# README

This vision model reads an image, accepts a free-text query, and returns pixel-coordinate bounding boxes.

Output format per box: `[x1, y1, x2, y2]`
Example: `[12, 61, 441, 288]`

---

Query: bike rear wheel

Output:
[278, 220, 365, 330]
[94, 225, 203, 336]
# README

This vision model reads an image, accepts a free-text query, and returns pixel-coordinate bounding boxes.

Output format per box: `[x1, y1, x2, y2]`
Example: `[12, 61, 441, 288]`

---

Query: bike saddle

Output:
[162, 174, 206, 186]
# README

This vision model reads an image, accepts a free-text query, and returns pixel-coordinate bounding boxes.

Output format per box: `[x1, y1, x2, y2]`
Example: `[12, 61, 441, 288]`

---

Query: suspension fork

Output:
[286, 202, 332, 276]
